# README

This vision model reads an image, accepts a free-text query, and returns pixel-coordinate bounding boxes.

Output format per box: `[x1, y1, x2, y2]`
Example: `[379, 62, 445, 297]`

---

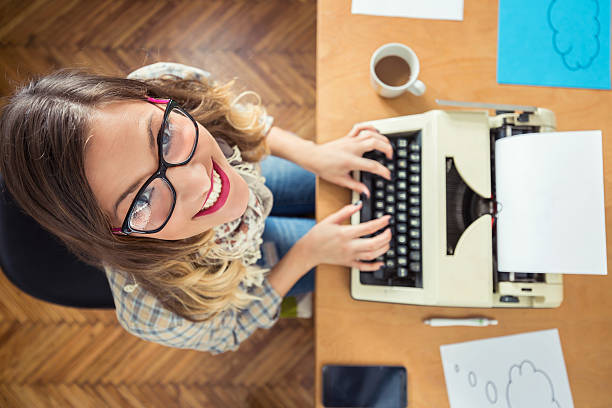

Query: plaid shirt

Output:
[105, 267, 282, 355]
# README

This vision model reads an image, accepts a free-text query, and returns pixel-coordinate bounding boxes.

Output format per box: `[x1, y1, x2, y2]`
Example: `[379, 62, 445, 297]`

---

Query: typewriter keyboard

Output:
[359, 131, 423, 288]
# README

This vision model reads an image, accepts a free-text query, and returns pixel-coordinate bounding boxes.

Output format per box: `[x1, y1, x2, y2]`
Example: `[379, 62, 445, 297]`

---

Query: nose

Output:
[166, 161, 211, 206]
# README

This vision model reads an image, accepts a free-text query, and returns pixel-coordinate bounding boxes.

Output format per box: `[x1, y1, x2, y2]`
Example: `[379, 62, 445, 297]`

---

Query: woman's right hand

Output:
[299, 202, 392, 271]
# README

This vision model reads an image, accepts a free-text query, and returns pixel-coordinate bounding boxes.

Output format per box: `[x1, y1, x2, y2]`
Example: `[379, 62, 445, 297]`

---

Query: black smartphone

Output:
[322, 364, 407, 408]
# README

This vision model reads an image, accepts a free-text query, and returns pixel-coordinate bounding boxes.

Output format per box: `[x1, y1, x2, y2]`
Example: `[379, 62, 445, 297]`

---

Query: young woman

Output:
[0, 63, 392, 354]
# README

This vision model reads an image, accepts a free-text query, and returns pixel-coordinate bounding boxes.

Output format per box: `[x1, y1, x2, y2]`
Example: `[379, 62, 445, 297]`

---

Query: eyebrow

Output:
[112, 112, 156, 219]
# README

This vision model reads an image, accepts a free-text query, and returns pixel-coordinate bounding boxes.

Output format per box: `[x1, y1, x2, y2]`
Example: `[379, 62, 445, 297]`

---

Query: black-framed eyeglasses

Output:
[112, 98, 199, 235]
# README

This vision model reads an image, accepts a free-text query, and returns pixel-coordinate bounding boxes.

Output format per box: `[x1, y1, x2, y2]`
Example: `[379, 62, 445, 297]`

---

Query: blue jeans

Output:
[257, 155, 316, 296]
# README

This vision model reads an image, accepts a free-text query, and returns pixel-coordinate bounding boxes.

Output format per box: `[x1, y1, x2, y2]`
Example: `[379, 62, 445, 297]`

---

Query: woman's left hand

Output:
[308, 124, 394, 197]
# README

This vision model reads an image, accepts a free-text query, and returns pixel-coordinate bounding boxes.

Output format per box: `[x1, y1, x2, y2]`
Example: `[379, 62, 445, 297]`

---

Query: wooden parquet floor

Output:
[0, 1, 316, 407]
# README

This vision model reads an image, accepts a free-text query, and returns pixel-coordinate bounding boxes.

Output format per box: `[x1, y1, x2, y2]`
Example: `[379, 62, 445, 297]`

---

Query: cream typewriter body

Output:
[350, 108, 563, 308]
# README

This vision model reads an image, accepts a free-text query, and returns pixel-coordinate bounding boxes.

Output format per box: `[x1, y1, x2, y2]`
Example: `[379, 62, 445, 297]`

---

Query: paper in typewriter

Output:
[495, 130, 607, 275]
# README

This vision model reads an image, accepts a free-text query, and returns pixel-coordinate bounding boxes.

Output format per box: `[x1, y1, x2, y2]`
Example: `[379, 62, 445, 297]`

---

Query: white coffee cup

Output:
[370, 43, 426, 98]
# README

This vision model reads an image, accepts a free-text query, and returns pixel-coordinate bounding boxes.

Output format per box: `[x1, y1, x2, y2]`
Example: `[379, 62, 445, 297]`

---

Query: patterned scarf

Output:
[198, 141, 272, 289]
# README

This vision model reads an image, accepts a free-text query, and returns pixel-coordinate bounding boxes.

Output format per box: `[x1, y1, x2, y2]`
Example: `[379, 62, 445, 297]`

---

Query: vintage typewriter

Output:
[350, 100, 563, 308]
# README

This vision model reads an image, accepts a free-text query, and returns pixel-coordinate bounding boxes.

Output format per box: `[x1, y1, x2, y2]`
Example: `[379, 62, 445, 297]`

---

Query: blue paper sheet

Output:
[497, 0, 610, 89]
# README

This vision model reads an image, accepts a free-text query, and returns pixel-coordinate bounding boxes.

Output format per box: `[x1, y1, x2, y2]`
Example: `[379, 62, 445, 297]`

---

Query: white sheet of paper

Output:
[495, 130, 607, 275]
[351, 0, 464, 21]
[440, 329, 574, 408]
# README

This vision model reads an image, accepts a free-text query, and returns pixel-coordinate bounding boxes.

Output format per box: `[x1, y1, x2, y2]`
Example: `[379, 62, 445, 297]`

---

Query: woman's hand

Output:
[299, 202, 391, 271]
[308, 124, 394, 197]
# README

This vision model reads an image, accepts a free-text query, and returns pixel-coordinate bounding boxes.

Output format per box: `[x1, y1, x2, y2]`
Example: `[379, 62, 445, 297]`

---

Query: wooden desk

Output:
[315, 1, 612, 407]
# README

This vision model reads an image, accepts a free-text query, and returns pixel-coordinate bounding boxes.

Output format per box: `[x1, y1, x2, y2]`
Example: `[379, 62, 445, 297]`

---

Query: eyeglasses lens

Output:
[128, 178, 174, 232]
[162, 108, 197, 165]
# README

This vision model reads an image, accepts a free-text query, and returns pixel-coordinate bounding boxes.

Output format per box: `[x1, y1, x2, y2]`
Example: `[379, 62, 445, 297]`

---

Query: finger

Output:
[357, 241, 391, 261]
[348, 123, 380, 138]
[351, 261, 385, 271]
[355, 131, 392, 148]
[332, 174, 371, 197]
[354, 156, 391, 180]
[355, 130, 393, 157]
[358, 136, 394, 160]
[322, 201, 362, 225]
[353, 228, 392, 252]
[348, 215, 391, 237]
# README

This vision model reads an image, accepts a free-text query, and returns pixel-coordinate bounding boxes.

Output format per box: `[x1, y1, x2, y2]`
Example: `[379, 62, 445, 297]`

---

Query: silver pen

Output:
[424, 317, 498, 327]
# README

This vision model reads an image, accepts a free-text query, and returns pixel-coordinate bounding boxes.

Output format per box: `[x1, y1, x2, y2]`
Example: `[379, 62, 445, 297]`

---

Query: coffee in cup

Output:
[370, 43, 426, 98]
[374, 55, 412, 87]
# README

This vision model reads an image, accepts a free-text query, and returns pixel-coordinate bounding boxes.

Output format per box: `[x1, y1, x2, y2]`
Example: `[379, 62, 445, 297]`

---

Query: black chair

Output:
[0, 175, 114, 308]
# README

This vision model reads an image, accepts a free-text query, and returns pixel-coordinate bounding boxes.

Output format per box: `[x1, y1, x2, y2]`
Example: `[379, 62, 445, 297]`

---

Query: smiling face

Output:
[84, 100, 250, 240]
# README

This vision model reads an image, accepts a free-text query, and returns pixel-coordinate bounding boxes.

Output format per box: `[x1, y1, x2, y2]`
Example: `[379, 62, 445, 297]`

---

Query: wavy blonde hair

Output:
[0, 69, 270, 322]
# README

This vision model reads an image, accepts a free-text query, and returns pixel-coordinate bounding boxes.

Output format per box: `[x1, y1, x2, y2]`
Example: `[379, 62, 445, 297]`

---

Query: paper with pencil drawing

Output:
[440, 329, 574, 408]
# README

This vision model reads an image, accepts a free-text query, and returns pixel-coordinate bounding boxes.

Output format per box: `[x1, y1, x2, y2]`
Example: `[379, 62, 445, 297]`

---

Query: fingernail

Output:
[354, 200, 362, 206]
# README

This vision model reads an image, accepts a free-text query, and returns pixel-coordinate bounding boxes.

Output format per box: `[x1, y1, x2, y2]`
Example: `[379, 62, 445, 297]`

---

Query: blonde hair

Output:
[0, 69, 271, 322]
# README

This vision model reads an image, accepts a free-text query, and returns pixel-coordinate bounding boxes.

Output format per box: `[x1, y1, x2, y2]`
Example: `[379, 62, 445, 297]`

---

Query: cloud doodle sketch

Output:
[506, 360, 560, 408]
[468, 371, 477, 387]
[547, 0, 600, 71]
[485, 381, 498, 404]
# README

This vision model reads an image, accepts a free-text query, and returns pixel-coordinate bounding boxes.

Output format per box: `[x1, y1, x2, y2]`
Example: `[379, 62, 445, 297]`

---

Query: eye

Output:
[129, 186, 154, 230]
[161, 121, 175, 156]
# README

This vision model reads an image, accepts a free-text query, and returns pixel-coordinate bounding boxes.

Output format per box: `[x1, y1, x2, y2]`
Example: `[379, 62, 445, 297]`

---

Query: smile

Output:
[194, 161, 230, 217]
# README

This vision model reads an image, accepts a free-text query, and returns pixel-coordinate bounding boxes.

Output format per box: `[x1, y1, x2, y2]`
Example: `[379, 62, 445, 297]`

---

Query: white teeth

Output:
[201, 169, 222, 210]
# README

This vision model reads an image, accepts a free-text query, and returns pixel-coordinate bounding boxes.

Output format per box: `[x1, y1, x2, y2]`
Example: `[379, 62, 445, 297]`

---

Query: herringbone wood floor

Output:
[0, 1, 316, 407]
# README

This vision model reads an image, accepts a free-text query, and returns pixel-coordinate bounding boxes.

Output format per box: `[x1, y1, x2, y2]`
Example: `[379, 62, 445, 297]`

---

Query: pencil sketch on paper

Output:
[506, 360, 561, 408]
[485, 381, 498, 404]
[451, 360, 561, 407]
[441, 330, 573, 408]
[547, 0, 600, 71]
[468, 371, 477, 387]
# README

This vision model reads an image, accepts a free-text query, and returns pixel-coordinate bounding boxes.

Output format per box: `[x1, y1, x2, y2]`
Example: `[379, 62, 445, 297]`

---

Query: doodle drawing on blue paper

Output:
[498, 0, 610, 89]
